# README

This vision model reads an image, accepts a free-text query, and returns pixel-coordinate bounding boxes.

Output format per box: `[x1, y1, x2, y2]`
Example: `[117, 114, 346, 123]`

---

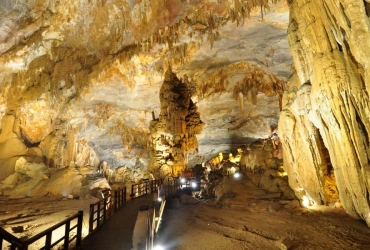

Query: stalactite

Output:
[238, 92, 244, 111]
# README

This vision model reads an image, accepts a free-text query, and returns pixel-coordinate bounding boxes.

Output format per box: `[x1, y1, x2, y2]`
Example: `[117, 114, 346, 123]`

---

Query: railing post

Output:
[124, 187, 127, 203]
[63, 220, 70, 249]
[131, 185, 134, 198]
[76, 210, 83, 248]
[97, 202, 101, 227]
[89, 204, 94, 234]
[45, 232, 52, 250]
[103, 198, 107, 221]
[114, 190, 118, 211]
[108, 196, 111, 217]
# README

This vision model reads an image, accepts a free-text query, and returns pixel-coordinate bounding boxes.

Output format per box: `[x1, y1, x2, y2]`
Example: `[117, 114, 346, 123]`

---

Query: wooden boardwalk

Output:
[81, 194, 153, 250]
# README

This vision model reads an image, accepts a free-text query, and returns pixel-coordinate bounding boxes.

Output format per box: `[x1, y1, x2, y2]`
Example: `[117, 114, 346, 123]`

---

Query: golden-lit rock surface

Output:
[279, 0, 370, 226]
[149, 68, 204, 177]
[0, 0, 289, 177]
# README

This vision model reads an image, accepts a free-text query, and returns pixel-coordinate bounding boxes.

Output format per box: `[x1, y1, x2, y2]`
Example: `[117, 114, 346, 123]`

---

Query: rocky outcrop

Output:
[0, 115, 45, 180]
[280, 0, 370, 225]
[240, 139, 295, 199]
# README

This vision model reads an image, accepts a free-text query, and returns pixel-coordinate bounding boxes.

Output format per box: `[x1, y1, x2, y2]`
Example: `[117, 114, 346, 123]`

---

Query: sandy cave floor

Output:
[155, 175, 370, 250]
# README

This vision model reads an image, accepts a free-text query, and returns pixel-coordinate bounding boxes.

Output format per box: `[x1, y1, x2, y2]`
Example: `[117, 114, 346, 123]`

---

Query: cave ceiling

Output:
[0, 0, 291, 169]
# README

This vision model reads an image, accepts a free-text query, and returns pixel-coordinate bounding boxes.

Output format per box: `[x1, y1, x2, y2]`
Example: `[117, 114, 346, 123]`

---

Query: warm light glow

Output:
[82, 226, 89, 237]
[180, 178, 185, 184]
[277, 171, 288, 177]
[302, 195, 310, 207]
[153, 245, 165, 250]
[157, 197, 162, 202]
[234, 172, 241, 178]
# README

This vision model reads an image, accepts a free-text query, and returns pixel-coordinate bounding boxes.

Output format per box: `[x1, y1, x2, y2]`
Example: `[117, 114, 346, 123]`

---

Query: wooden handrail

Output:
[0, 211, 83, 250]
[158, 180, 181, 199]
[0, 227, 23, 249]
[114, 187, 127, 211]
[89, 194, 113, 234]
[130, 181, 149, 198]
[130, 179, 164, 199]
[1, 180, 167, 250]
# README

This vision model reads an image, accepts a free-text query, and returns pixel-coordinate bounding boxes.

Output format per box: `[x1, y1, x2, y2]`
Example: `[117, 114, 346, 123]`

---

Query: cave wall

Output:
[280, 0, 370, 225]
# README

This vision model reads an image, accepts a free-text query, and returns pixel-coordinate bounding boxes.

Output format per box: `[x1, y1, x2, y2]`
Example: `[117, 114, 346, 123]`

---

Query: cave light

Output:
[234, 172, 241, 178]
[153, 245, 165, 250]
[302, 195, 311, 208]
[277, 171, 288, 177]
[191, 181, 197, 188]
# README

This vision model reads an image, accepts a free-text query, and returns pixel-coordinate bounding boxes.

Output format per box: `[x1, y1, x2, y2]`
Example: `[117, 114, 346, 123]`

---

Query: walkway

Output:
[81, 194, 153, 250]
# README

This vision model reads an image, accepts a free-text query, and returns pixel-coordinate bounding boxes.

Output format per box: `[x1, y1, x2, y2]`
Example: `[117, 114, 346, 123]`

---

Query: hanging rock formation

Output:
[279, 0, 370, 225]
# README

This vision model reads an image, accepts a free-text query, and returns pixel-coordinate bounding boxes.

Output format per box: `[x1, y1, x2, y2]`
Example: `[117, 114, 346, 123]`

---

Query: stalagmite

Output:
[149, 68, 204, 177]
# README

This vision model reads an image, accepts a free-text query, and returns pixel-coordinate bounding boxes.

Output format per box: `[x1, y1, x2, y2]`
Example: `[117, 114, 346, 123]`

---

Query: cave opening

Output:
[317, 128, 339, 205]
[364, 0, 370, 17]
[318, 133, 333, 179]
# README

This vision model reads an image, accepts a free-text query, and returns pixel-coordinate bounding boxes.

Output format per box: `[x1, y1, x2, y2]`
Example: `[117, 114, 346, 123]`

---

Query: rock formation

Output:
[279, 0, 370, 226]
[149, 68, 204, 177]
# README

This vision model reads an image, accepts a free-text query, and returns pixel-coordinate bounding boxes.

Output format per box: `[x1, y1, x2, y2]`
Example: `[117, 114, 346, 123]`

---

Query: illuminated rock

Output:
[280, 0, 370, 225]
[149, 68, 204, 177]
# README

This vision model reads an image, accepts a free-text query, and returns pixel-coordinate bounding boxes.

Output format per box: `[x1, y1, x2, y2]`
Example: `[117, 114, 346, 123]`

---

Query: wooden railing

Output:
[89, 193, 113, 234]
[0, 211, 83, 250]
[146, 208, 155, 250]
[114, 187, 127, 211]
[146, 198, 166, 250]
[149, 179, 164, 194]
[0, 179, 163, 250]
[159, 179, 181, 198]
[131, 179, 164, 198]
[131, 181, 150, 198]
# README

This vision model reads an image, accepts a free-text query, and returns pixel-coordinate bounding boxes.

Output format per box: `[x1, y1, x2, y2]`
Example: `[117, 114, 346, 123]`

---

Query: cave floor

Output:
[155, 176, 370, 250]
[1, 176, 370, 250]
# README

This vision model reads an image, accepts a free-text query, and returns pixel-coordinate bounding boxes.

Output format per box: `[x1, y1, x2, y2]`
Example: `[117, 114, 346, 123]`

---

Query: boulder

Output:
[0, 115, 18, 143]
[0, 157, 19, 180]
[0, 138, 28, 159]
